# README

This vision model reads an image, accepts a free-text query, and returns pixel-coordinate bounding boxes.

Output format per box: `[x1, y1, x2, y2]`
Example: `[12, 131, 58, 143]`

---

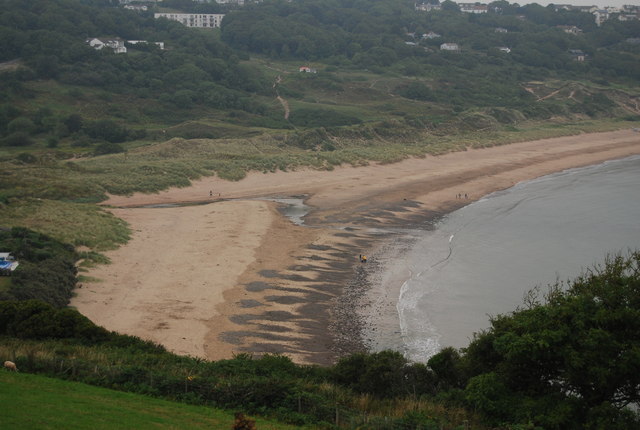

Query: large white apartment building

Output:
[154, 13, 225, 28]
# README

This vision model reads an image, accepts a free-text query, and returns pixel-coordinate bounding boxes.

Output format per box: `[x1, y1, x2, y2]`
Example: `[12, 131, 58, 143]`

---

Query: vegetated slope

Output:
[0, 299, 481, 429]
[1, 252, 638, 429]
[1, 0, 639, 158]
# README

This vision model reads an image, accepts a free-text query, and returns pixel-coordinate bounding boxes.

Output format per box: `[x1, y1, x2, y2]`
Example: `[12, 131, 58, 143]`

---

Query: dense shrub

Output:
[15, 152, 38, 164]
[0, 227, 78, 307]
[83, 119, 130, 143]
[288, 108, 362, 128]
[7, 116, 34, 134]
[0, 300, 109, 342]
[1, 131, 34, 147]
[332, 350, 437, 398]
[63, 113, 83, 133]
[93, 142, 125, 155]
[396, 81, 436, 102]
[9, 259, 77, 307]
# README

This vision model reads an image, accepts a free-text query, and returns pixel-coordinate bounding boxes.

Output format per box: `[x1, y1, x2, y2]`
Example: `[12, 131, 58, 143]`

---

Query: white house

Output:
[123, 4, 147, 11]
[154, 13, 225, 28]
[422, 31, 441, 39]
[569, 49, 586, 62]
[619, 14, 640, 22]
[86, 38, 127, 54]
[299, 66, 317, 73]
[557, 25, 583, 35]
[458, 3, 488, 14]
[440, 43, 460, 51]
[128, 40, 165, 50]
[214, 0, 245, 5]
[416, 3, 441, 12]
[576, 6, 598, 13]
[498, 46, 511, 53]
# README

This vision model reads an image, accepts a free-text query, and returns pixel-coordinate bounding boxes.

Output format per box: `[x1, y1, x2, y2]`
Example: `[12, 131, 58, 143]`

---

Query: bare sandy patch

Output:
[72, 200, 272, 357]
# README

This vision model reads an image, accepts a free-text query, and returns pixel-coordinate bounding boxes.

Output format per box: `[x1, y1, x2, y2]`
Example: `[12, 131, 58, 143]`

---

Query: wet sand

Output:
[71, 129, 640, 365]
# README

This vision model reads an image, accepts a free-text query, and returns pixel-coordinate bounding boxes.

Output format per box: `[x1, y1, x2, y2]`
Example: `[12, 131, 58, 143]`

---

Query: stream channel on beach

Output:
[366, 155, 640, 363]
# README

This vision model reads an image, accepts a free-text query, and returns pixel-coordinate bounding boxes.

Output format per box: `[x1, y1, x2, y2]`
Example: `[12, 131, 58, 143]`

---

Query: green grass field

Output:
[0, 371, 302, 430]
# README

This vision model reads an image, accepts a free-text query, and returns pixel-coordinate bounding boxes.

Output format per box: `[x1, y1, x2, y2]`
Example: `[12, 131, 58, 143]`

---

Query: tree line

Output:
[1, 0, 638, 152]
[0, 0, 272, 149]
[221, 0, 640, 83]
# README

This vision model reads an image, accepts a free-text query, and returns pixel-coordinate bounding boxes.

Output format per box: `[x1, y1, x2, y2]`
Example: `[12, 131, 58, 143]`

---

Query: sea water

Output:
[393, 155, 640, 363]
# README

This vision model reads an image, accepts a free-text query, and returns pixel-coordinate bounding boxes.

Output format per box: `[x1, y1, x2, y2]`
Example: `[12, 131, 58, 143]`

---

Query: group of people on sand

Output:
[456, 193, 469, 199]
[359, 254, 367, 263]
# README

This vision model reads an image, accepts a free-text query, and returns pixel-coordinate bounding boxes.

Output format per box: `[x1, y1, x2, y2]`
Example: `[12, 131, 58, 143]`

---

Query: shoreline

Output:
[354, 152, 638, 358]
[370, 153, 640, 361]
[73, 129, 640, 365]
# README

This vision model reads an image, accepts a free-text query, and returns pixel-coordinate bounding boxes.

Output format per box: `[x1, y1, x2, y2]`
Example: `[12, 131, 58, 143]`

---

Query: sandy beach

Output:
[71, 129, 640, 365]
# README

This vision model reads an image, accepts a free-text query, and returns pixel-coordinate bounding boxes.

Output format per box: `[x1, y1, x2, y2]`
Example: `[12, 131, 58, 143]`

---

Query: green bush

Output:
[15, 152, 38, 164]
[0, 227, 78, 307]
[83, 119, 129, 143]
[93, 142, 125, 155]
[288, 108, 362, 128]
[396, 81, 435, 102]
[1, 132, 34, 147]
[10, 259, 77, 307]
[46, 136, 59, 148]
[0, 300, 108, 342]
[331, 350, 429, 398]
[7, 116, 34, 134]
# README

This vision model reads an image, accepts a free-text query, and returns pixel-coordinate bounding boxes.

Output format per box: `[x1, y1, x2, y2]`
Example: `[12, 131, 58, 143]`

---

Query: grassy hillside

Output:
[1, 252, 638, 429]
[0, 371, 299, 430]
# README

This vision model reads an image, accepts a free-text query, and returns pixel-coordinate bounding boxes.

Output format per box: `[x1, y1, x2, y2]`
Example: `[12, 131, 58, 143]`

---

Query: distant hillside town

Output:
[416, 2, 640, 26]
[78, 1, 640, 55]
[119, 1, 639, 29]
